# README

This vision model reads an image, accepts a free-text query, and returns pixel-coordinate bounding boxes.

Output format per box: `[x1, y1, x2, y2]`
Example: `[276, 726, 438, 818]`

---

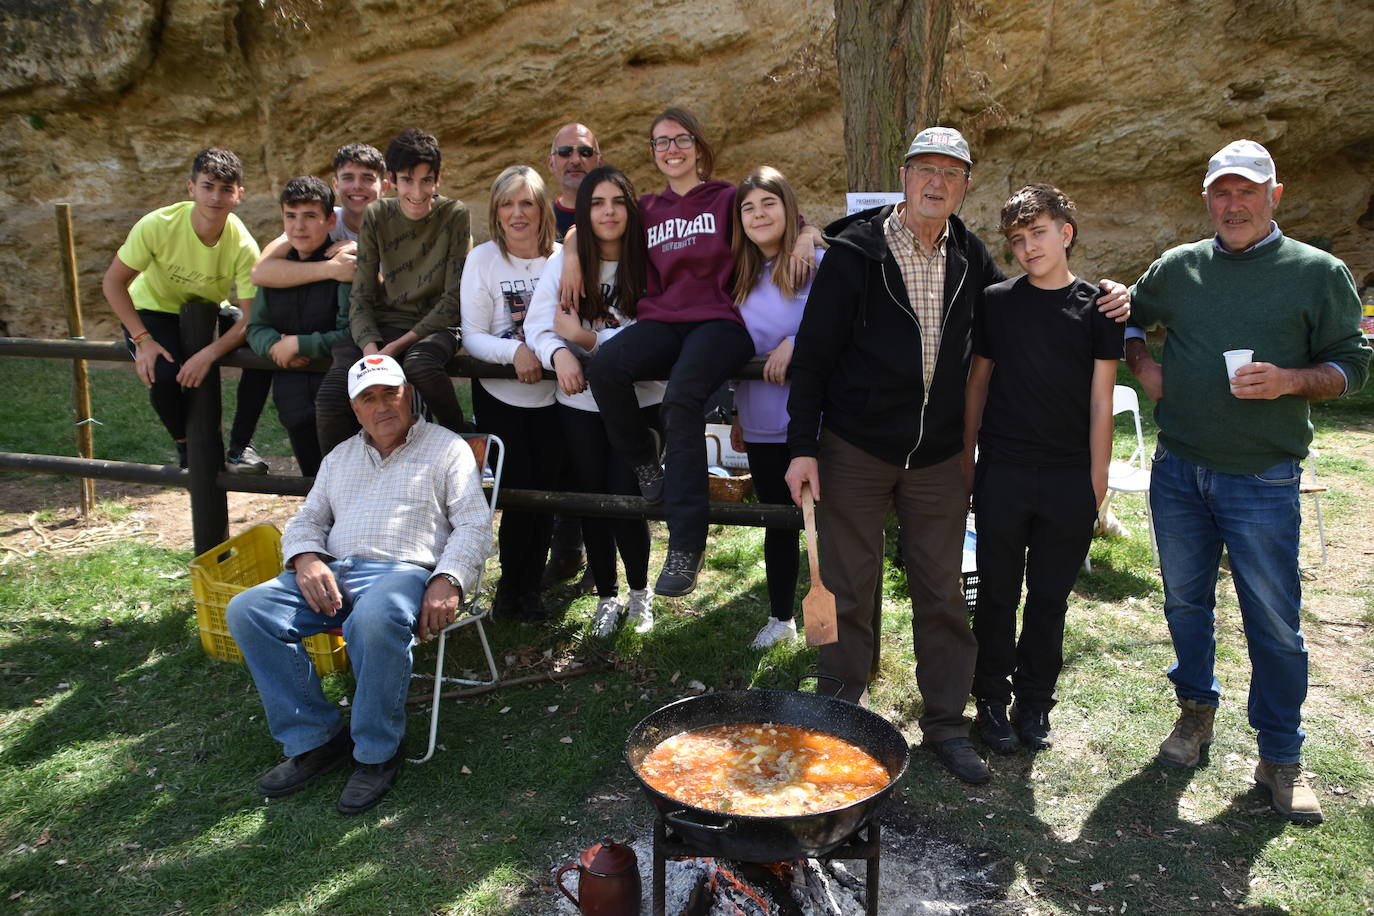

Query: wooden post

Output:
[180, 302, 229, 555]
[55, 203, 97, 518]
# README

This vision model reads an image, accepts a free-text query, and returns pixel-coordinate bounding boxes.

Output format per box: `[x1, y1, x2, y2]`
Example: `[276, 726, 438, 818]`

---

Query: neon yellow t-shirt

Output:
[117, 201, 260, 314]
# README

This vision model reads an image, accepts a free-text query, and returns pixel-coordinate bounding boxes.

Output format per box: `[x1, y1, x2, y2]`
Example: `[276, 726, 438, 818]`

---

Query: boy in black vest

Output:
[245, 176, 350, 476]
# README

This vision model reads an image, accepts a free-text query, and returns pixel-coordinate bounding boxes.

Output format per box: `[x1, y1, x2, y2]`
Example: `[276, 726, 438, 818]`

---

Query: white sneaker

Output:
[626, 588, 655, 634]
[750, 617, 798, 649]
[591, 596, 623, 637]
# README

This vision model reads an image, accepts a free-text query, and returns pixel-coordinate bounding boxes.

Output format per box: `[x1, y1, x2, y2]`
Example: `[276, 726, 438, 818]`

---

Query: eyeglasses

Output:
[650, 133, 696, 152]
[554, 145, 597, 159]
[909, 164, 969, 182]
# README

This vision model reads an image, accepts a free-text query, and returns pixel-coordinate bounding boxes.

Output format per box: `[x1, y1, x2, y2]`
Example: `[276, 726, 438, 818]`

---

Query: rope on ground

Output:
[406, 662, 612, 705]
[1, 513, 152, 565]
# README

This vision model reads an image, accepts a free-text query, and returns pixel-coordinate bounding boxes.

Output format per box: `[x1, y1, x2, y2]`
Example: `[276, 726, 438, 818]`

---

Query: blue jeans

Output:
[227, 558, 430, 764]
[1149, 446, 1307, 763]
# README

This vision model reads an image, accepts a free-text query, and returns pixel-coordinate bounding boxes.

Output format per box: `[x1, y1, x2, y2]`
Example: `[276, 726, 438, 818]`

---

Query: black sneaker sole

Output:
[653, 577, 697, 598]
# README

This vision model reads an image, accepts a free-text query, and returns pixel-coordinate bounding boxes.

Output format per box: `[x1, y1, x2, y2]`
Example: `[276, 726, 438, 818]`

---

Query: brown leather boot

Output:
[1158, 698, 1215, 767]
[1254, 761, 1323, 825]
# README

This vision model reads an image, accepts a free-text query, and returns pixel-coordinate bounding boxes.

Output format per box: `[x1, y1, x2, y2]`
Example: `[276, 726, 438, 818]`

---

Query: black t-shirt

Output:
[973, 275, 1124, 466]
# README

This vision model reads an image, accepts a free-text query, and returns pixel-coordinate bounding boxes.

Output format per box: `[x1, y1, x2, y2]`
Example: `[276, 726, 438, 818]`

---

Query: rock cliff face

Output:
[1, 0, 1370, 338]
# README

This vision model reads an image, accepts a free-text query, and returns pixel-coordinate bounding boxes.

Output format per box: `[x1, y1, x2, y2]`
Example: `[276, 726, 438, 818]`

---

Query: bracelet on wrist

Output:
[130, 331, 151, 346]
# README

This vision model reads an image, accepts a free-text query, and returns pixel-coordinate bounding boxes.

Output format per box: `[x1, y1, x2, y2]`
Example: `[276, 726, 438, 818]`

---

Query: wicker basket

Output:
[705, 433, 753, 502]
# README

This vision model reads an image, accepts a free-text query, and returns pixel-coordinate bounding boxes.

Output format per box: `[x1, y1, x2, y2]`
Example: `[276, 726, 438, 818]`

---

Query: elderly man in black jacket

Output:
[785, 127, 1129, 784]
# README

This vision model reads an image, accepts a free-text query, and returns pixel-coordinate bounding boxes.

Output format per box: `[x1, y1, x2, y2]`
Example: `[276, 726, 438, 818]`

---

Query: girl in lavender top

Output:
[728, 167, 824, 649]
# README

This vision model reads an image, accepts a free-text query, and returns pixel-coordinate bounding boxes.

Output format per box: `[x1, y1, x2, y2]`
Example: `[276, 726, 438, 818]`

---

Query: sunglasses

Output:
[554, 145, 597, 159]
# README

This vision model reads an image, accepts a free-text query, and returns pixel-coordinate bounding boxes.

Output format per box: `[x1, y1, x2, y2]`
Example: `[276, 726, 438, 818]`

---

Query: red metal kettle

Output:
[555, 837, 641, 915]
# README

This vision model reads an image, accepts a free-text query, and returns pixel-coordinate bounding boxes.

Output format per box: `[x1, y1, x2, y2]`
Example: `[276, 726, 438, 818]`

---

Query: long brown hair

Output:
[649, 107, 714, 181]
[574, 166, 646, 322]
[731, 166, 802, 304]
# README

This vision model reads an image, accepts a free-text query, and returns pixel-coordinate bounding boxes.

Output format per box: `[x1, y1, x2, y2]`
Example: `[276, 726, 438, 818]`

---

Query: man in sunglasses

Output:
[547, 122, 604, 239]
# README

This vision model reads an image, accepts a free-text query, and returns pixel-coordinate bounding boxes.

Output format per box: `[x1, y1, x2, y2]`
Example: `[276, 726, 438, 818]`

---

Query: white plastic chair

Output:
[1087, 385, 1156, 571]
[411, 432, 504, 764]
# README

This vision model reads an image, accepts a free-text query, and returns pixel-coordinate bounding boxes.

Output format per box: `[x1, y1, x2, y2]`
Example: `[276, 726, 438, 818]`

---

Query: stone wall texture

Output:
[1, 0, 1371, 338]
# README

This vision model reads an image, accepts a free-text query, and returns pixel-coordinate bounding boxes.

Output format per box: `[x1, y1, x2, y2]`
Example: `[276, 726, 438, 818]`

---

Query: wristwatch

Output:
[435, 572, 460, 589]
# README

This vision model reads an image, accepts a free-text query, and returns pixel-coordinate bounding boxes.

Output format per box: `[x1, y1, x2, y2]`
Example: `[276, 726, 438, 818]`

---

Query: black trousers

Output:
[472, 381, 562, 598]
[586, 318, 754, 553]
[127, 308, 270, 451]
[559, 403, 659, 597]
[315, 326, 464, 456]
[745, 441, 800, 622]
[971, 461, 1097, 708]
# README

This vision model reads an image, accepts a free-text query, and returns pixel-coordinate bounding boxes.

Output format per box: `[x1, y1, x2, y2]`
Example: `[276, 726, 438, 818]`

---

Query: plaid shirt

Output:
[281, 418, 491, 596]
[885, 205, 948, 392]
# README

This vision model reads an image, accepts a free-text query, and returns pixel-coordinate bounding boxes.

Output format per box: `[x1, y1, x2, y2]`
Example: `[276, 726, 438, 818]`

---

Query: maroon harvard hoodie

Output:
[638, 179, 740, 325]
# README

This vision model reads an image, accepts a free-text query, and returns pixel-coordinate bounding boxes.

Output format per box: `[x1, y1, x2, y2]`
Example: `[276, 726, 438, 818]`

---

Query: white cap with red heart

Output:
[347, 354, 407, 399]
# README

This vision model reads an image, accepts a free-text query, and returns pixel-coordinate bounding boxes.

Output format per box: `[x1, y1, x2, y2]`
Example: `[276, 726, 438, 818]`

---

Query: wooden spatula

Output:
[800, 482, 838, 646]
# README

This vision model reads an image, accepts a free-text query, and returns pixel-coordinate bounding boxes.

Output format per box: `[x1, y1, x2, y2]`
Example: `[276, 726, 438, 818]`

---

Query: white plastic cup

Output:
[1224, 348, 1254, 392]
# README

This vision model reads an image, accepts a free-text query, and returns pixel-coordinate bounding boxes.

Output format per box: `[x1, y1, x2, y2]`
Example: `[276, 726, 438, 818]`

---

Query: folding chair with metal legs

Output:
[1085, 385, 1156, 572]
[410, 432, 504, 764]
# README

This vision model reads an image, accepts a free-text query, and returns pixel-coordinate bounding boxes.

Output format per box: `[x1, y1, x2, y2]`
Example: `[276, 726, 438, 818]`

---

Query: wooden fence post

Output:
[180, 302, 228, 555]
[55, 203, 97, 518]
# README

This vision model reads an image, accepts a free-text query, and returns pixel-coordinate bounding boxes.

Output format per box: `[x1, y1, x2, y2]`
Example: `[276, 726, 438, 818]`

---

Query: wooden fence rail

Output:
[1, 312, 801, 554]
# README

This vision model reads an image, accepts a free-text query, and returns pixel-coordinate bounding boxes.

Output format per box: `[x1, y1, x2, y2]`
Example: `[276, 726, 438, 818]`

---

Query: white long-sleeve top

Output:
[525, 248, 666, 412]
[459, 239, 558, 408]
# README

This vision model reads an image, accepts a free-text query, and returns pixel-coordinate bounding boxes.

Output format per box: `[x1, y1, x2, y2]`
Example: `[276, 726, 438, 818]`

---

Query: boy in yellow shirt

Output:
[102, 148, 270, 471]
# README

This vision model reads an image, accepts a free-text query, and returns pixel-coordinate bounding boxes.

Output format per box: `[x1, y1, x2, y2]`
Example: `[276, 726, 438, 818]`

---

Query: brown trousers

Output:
[815, 431, 974, 741]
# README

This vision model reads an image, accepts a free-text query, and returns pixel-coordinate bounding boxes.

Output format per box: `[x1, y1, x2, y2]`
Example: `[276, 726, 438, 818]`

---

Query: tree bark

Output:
[834, 0, 955, 192]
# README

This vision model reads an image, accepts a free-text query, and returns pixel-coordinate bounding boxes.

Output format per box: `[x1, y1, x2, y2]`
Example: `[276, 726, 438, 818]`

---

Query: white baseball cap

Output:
[904, 126, 973, 167]
[1203, 139, 1276, 189]
[347, 354, 406, 399]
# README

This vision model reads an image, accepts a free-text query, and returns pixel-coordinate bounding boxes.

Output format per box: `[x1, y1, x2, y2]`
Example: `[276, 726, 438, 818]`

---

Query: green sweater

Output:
[1130, 232, 1370, 474]
[349, 196, 471, 348]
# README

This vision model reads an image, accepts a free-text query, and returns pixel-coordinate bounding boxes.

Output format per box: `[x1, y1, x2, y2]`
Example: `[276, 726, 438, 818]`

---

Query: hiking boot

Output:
[1014, 704, 1053, 751]
[926, 737, 991, 785]
[337, 747, 404, 815]
[591, 596, 624, 638]
[975, 700, 1020, 755]
[654, 550, 704, 597]
[257, 729, 353, 797]
[541, 551, 586, 588]
[634, 463, 665, 505]
[626, 588, 655, 634]
[1158, 698, 1216, 768]
[750, 617, 798, 650]
[1254, 761, 1323, 825]
[226, 443, 269, 475]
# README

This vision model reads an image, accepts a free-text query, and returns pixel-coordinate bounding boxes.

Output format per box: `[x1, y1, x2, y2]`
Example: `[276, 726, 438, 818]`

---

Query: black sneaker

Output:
[926, 737, 991, 784]
[226, 443, 269, 475]
[976, 700, 1021, 755]
[1014, 704, 1053, 751]
[257, 729, 353, 797]
[337, 746, 404, 815]
[654, 550, 704, 597]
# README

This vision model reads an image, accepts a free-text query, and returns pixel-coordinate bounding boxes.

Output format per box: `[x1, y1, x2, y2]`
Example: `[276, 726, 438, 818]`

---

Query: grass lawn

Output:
[0, 355, 1371, 914]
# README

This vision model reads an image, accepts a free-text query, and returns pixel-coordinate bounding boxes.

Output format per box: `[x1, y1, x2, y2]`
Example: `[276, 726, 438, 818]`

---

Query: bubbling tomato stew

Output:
[636, 722, 891, 817]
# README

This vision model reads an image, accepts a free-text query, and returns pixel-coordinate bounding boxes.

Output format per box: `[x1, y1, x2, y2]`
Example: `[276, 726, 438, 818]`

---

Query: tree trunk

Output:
[834, 0, 955, 192]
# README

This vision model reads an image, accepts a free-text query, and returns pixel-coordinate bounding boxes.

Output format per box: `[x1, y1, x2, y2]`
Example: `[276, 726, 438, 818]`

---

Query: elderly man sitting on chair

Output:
[228, 354, 490, 814]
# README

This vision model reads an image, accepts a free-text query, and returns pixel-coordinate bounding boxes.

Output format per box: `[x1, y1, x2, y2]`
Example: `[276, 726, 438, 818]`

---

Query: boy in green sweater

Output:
[315, 128, 473, 453]
[245, 176, 350, 476]
[1125, 139, 1370, 825]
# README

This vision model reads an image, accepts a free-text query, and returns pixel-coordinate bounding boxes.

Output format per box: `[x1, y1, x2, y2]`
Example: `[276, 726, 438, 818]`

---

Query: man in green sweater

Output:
[1126, 140, 1371, 825]
[316, 127, 473, 454]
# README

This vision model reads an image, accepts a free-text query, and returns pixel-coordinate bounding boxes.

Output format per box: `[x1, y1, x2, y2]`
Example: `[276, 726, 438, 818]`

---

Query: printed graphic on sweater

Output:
[647, 212, 717, 251]
[500, 278, 538, 341]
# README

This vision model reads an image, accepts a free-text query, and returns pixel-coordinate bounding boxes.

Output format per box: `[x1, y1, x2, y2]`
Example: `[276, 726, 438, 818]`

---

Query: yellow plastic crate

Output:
[189, 525, 350, 675]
